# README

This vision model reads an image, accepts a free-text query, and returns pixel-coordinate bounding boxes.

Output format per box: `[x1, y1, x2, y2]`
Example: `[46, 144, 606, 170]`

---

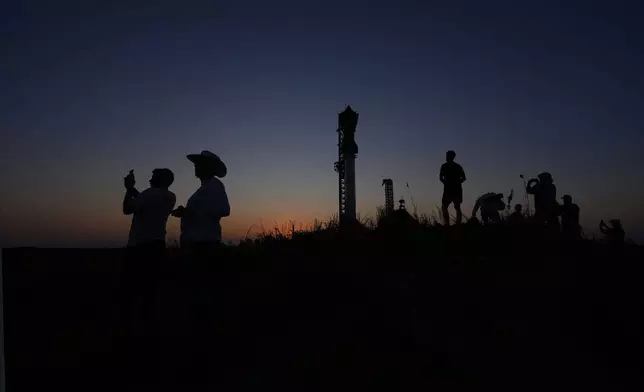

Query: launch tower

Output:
[382, 179, 394, 215]
[334, 106, 359, 226]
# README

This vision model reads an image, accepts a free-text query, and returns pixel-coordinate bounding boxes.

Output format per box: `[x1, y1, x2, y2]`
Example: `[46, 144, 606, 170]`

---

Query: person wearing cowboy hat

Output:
[171, 150, 230, 250]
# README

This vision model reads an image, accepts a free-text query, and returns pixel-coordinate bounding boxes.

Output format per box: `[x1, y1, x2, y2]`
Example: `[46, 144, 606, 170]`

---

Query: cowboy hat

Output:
[187, 150, 227, 178]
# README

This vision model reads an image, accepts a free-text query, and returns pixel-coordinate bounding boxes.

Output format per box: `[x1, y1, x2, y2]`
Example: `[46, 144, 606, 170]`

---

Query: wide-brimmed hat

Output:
[187, 150, 227, 178]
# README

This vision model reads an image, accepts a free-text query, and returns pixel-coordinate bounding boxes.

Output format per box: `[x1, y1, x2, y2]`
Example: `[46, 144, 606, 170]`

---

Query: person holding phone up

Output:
[123, 168, 176, 249]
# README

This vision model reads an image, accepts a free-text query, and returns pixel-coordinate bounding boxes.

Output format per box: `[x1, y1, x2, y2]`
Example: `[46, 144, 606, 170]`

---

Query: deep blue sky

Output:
[2, 0, 643, 246]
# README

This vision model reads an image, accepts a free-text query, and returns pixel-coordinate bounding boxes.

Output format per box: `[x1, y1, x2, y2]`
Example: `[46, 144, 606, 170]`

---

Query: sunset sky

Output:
[2, 0, 644, 247]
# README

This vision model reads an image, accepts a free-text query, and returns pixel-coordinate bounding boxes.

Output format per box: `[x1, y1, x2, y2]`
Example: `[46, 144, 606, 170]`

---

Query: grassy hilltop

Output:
[3, 222, 643, 391]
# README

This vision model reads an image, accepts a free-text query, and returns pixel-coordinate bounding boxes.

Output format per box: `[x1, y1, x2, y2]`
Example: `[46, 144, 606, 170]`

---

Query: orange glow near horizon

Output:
[0, 207, 342, 247]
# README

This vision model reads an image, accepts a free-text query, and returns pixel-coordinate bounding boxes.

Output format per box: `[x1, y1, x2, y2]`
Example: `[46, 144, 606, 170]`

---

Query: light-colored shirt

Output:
[128, 188, 176, 246]
[180, 178, 230, 245]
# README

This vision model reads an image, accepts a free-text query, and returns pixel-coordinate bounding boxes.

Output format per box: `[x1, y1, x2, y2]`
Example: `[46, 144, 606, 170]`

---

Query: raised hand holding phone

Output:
[124, 169, 136, 190]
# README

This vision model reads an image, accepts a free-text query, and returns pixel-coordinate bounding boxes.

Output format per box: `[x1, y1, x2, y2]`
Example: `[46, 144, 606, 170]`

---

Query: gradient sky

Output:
[2, 0, 644, 247]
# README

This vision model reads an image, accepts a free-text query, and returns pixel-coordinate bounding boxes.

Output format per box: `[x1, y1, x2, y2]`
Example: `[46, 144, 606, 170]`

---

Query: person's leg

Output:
[454, 188, 463, 225]
[454, 203, 462, 224]
[140, 257, 160, 331]
[563, 225, 574, 240]
[130, 242, 163, 323]
[118, 252, 142, 380]
[119, 249, 150, 377]
[188, 249, 213, 383]
[547, 214, 560, 233]
[442, 203, 451, 226]
[532, 208, 543, 225]
[441, 191, 452, 226]
[120, 248, 145, 326]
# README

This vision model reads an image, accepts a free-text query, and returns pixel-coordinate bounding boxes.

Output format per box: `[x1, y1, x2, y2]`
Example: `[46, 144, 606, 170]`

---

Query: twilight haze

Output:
[2, 1, 643, 247]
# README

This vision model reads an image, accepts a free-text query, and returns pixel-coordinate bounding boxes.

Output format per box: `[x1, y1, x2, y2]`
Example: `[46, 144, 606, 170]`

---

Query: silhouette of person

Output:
[471, 192, 506, 224]
[599, 219, 625, 245]
[560, 195, 581, 240]
[440, 150, 466, 226]
[120, 168, 175, 344]
[509, 204, 524, 224]
[526, 172, 558, 227]
[122, 168, 176, 249]
[172, 150, 230, 250]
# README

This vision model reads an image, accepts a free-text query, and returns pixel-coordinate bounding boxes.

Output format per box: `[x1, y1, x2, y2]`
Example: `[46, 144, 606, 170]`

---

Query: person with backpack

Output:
[471, 192, 506, 225]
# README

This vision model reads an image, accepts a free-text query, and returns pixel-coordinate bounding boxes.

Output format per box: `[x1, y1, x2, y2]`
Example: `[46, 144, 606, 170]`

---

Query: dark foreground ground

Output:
[3, 227, 644, 391]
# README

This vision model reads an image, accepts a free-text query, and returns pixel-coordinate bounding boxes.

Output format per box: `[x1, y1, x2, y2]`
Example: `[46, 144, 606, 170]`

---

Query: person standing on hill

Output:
[171, 151, 230, 372]
[172, 150, 230, 250]
[120, 168, 176, 349]
[440, 150, 466, 226]
[560, 195, 581, 239]
[526, 172, 558, 227]
[123, 168, 176, 249]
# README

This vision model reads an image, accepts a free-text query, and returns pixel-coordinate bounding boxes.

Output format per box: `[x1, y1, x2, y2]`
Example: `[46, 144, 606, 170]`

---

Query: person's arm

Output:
[439, 165, 445, 184]
[219, 188, 231, 217]
[209, 183, 230, 218]
[471, 199, 481, 217]
[526, 179, 538, 194]
[202, 182, 230, 219]
[599, 221, 609, 234]
[122, 188, 140, 215]
[460, 166, 466, 183]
